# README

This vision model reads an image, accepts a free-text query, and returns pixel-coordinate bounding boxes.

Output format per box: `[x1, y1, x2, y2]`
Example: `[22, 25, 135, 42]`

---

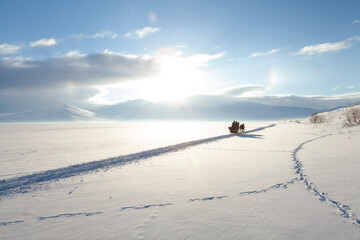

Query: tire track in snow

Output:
[0, 124, 276, 199]
[292, 134, 360, 227]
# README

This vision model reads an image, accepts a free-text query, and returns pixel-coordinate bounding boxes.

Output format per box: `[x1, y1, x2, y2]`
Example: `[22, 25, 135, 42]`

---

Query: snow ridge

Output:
[0, 124, 276, 199]
[292, 134, 360, 227]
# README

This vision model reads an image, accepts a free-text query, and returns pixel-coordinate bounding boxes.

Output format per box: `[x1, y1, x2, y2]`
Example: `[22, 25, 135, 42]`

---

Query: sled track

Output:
[292, 134, 360, 227]
[0, 124, 276, 198]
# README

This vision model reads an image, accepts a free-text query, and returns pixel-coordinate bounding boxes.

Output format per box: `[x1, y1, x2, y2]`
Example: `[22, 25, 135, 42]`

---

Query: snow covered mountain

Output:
[0, 104, 98, 122]
[92, 96, 318, 121]
[41, 105, 98, 121]
[0, 94, 348, 122]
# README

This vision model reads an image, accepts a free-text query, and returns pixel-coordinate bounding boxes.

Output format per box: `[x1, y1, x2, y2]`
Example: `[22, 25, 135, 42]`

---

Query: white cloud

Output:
[126, 27, 160, 38]
[251, 48, 279, 57]
[346, 86, 354, 89]
[0, 56, 33, 68]
[183, 51, 225, 67]
[352, 20, 360, 24]
[69, 33, 85, 40]
[30, 38, 57, 47]
[69, 31, 118, 40]
[135, 27, 159, 38]
[242, 92, 360, 110]
[176, 44, 187, 49]
[0, 43, 22, 55]
[222, 85, 267, 97]
[331, 87, 340, 91]
[62, 50, 86, 58]
[297, 36, 360, 55]
[90, 30, 118, 39]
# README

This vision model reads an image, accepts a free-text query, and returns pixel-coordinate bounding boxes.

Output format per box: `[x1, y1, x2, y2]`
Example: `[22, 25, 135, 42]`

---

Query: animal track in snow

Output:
[292, 134, 360, 227]
[68, 186, 78, 195]
[38, 211, 103, 221]
[0, 220, 25, 226]
[119, 203, 173, 212]
[239, 178, 298, 196]
[188, 195, 228, 202]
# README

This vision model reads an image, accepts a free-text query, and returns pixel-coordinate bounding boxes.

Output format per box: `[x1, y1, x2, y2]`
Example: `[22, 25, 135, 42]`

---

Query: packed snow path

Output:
[0, 124, 275, 198]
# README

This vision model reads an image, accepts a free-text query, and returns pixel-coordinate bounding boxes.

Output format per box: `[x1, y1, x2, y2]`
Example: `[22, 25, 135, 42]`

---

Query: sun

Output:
[88, 48, 220, 105]
[139, 50, 208, 102]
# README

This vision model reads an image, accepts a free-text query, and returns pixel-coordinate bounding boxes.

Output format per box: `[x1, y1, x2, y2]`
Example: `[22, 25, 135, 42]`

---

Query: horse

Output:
[240, 123, 245, 133]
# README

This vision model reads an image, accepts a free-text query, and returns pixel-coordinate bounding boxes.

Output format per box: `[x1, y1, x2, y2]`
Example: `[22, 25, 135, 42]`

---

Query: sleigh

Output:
[228, 121, 244, 133]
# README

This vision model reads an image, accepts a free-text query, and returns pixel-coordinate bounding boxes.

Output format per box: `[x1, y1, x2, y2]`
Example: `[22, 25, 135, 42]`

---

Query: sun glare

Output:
[139, 50, 208, 102]
[88, 48, 221, 105]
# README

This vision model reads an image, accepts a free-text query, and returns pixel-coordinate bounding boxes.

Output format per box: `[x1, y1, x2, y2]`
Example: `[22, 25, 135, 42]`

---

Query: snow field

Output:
[1, 119, 360, 239]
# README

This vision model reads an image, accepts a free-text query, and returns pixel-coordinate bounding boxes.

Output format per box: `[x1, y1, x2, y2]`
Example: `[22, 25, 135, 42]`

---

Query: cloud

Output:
[153, 47, 224, 67]
[62, 50, 86, 58]
[29, 38, 57, 47]
[222, 85, 267, 97]
[297, 36, 360, 55]
[90, 30, 118, 39]
[69, 33, 85, 40]
[352, 20, 360, 24]
[0, 43, 22, 55]
[135, 27, 159, 38]
[182, 51, 225, 67]
[70, 31, 118, 40]
[250, 48, 279, 57]
[242, 92, 360, 110]
[0, 49, 225, 108]
[0, 50, 160, 89]
[176, 44, 187, 49]
[125, 26, 159, 38]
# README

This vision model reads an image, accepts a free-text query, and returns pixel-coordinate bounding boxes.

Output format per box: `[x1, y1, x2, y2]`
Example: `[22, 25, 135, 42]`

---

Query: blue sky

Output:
[1, 0, 360, 109]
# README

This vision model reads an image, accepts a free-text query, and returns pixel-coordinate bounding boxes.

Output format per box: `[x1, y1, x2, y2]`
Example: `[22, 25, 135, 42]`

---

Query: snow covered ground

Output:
[1, 109, 360, 239]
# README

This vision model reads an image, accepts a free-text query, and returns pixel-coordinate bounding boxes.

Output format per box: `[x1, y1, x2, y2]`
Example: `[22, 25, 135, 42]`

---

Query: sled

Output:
[228, 121, 244, 134]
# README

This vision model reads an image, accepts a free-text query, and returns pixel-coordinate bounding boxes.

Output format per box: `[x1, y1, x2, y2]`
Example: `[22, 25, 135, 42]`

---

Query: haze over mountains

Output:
[0, 94, 337, 122]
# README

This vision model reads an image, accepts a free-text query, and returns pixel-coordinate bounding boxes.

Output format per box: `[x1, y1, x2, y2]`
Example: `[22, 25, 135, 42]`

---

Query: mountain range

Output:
[0, 94, 338, 122]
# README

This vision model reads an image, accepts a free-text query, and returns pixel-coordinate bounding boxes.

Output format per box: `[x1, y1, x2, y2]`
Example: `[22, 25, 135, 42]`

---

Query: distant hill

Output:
[306, 104, 360, 128]
[92, 97, 317, 121]
[0, 104, 98, 122]
[0, 94, 335, 122]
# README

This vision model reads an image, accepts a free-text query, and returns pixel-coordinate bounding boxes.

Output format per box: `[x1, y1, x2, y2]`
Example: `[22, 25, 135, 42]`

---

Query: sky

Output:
[1, 0, 360, 110]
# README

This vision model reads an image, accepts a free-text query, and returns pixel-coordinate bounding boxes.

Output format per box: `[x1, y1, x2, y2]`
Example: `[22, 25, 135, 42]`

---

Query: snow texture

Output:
[1, 108, 360, 239]
[0, 124, 274, 198]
